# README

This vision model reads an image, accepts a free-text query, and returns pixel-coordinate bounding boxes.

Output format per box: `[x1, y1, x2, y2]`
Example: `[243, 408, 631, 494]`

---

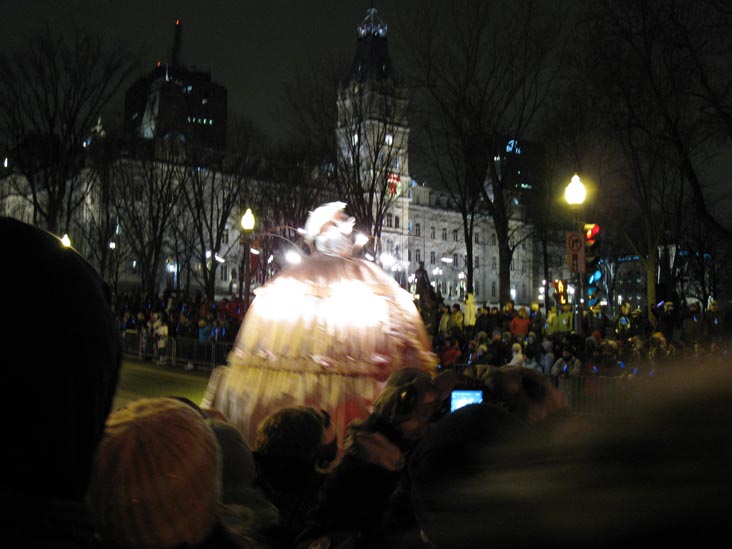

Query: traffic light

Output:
[552, 279, 567, 305]
[583, 224, 602, 306]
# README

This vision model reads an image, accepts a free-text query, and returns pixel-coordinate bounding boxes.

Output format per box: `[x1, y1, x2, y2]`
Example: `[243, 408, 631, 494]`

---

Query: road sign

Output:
[566, 231, 585, 273]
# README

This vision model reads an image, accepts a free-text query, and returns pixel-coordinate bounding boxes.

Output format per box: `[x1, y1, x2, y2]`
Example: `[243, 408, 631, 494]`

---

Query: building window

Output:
[220, 265, 228, 281]
[453, 253, 459, 266]
[511, 261, 515, 271]
[492, 256, 497, 270]
[491, 233, 497, 246]
[453, 229, 459, 242]
[386, 213, 393, 227]
[395, 216, 400, 229]
[522, 283, 527, 298]
[387, 239, 394, 253]
[430, 251, 436, 264]
[442, 228, 447, 241]
[352, 134, 359, 146]
[430, 226, 435, 239]
[415, 223, 421, 236]
[222, 229, 229, 245]
[475, 232, 480, 244]
[408, 249, 412, 261]
[416, 248, 421, 263]
[475, 256, 480, 268]
[491, 281, 497, 297]
[521, 261, 527, 273]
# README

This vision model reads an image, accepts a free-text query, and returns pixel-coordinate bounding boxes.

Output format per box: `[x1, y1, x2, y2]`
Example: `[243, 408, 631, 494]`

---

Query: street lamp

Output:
[565, 173, 586, 334]
[239, 208, 256, 314]
[564, 174, 586, 206]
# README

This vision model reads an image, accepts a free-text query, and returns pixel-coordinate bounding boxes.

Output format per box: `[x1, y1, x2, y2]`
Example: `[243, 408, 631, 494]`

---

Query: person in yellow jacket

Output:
[463, 293, 477, 339]
[450, 304, 465, 334]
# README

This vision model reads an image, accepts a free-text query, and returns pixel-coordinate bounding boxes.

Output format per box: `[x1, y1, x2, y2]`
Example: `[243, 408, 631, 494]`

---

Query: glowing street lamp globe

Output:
[565, 174, 586, 206]
[241, 208, 255, 232]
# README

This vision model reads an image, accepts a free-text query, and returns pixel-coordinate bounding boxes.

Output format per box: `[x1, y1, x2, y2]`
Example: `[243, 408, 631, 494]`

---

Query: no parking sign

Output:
[566, 231, 585, 273]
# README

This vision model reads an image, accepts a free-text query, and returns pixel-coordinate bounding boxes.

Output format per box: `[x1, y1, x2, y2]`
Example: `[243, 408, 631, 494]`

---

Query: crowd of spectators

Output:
[114, 290, 246, 363]
[429, 297, 732, 378]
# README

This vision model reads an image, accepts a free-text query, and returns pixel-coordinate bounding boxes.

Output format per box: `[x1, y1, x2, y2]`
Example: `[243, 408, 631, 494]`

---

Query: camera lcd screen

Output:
[450, 389, 484, 412]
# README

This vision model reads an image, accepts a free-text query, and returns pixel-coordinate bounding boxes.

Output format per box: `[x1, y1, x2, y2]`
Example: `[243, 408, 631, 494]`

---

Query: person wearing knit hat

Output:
[88, 398, 225, 548]
[1, 217, 121, 547]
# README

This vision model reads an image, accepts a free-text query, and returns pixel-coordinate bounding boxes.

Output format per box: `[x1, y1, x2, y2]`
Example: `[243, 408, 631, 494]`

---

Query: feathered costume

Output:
[201, 202, 437, 446]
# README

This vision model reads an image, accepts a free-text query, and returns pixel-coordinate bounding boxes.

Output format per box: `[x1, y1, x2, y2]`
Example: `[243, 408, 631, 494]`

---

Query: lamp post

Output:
[239, 208, 255, 315]
[565, 173, 586, 336]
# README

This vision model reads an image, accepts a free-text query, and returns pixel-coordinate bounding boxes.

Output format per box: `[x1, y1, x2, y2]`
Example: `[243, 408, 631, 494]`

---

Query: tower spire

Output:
[358, 7, 387, 38]
[171, 18, 182, 66]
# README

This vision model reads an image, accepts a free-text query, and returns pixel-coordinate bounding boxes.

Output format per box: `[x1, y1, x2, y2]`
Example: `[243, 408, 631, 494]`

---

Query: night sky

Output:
[0, 0, 421, 140]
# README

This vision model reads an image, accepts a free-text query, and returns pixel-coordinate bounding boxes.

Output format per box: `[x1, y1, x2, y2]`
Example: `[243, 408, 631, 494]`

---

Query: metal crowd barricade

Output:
[440, 363, 648, 418]
[121, 334, 235, 371]
[555, 375, 646, 418]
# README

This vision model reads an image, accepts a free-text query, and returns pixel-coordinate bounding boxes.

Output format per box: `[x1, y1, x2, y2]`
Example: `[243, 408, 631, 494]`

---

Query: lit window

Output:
[385, 133, 393, 146]
[352, 134, 359, 146]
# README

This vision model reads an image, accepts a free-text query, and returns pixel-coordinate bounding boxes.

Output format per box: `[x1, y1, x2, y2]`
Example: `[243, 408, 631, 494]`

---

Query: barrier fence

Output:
[121, 331, 234, 371]
[121, 335, 647, 417]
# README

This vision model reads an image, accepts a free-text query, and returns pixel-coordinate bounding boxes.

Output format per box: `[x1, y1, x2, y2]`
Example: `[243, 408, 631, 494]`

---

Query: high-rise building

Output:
[124, 19, 227, 150]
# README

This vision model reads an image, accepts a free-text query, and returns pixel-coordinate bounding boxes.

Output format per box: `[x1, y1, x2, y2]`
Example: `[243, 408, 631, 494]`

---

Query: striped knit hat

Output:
[88, 398, 221, 548]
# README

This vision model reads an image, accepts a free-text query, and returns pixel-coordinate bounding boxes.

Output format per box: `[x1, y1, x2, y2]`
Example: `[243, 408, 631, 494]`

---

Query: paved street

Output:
[113, 359, 212, 410]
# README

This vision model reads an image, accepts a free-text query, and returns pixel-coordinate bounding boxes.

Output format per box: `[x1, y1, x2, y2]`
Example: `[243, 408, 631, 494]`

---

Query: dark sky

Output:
[0, 0, 420, 140]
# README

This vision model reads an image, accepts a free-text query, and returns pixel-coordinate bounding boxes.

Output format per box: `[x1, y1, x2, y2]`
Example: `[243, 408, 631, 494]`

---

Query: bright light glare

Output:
[441, 257, 453, 264]
[215, 254, 225, 263]
[355, 233, 369, 246]
[109, 241, 116, 249]
[285, 251, 301, 264]
[241, 208, 255, 231]
[380, 253, 395, 268]
[60, 234, 71, 247]
[565, 174, 586, 205]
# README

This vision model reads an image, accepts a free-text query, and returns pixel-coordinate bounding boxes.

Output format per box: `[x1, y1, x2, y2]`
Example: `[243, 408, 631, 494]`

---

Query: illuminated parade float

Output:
[202, 202, 437, 445]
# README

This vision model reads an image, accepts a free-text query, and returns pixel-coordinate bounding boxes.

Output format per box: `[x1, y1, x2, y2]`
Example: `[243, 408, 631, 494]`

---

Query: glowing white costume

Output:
[201, 202, 437, 446]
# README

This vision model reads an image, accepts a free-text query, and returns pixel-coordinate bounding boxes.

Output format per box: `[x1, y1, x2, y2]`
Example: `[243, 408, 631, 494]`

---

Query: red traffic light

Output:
[584, 223, 600, 244]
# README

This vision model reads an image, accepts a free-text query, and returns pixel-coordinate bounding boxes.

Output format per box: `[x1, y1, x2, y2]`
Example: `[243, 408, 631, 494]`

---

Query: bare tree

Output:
[180, 127, 262, 300]
[407, 0, 564, 304]
[0, 26, 139, 234]
[112, 139, 183, 296]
